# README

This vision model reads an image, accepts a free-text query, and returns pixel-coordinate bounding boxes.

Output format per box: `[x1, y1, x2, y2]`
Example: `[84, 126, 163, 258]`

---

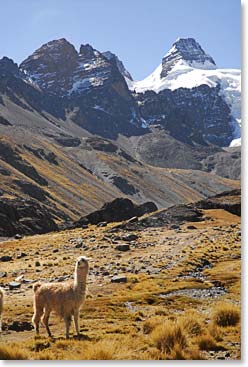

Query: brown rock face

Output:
[20, 38, 78, 96]
[18, 38, 141, 138]
[19, 39, 129, 98]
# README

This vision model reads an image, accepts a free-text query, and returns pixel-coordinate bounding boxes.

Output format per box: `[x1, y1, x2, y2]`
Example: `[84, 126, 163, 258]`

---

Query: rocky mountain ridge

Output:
[0, 37, 241, 146]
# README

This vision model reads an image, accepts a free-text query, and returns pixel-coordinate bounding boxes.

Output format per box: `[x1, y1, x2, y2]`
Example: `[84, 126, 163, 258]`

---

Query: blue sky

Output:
[0, 0, 240, 80]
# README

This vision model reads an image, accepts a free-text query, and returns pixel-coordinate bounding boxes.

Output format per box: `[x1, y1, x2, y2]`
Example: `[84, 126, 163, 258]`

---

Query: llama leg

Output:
[73, 310, 80, 336]
[64, 315, 71, 339]
[42, 309, 52, 338]
[32, 306, 43, 335]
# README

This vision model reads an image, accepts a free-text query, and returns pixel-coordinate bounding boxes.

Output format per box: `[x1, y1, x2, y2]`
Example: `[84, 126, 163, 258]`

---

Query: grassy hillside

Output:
[0, 205, 241, 360]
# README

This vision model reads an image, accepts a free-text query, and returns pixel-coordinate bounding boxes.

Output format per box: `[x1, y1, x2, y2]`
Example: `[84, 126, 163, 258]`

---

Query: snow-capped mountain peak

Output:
[161, 37, 216, 78]
[128, 38, 241, 147]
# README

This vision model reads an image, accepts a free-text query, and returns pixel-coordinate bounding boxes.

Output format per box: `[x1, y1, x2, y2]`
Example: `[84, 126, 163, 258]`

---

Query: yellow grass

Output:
[0, 344, 28, 360]
[196, 334, 220, 351]
[151, 320, 187, 354]
[0, 206, 241, 360]
[212, 303, 240, 327]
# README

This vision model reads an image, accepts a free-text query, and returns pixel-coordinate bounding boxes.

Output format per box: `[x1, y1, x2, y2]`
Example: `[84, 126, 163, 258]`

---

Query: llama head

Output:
[76, 256, 89, 272]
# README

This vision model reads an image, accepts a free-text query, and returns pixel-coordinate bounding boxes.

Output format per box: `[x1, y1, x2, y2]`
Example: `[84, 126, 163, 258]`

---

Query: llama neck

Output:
[74, 267, 88, 294]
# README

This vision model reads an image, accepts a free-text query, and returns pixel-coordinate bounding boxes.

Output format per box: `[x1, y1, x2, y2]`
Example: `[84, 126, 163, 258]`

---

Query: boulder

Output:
[115, 244, 130, 252]
[15, 234, 23, 239]
[16, 252, 27, 259]
[75, 198, 158, 226]
[122, 234, 138, 242]
[187, 225, 197, 230]
[8, 321, 33, 332]
[0, 255, 13, 262]
[111, 275, 127, 283]
[8, 281, 21, 290]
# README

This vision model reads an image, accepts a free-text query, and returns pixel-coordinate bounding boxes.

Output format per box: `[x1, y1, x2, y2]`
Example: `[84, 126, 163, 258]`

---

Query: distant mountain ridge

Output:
[15, 37, 241, 147]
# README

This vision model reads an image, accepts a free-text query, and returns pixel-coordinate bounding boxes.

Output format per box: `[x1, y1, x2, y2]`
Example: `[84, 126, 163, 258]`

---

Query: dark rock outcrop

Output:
[138, 204, 204, 229]
[110, 176, 138, 195]
[86, 137, 118, 152]
[8, 281, 21, 290]
[13, 180, 49, 202]
[75, 198, 158, 226]
[0, 115, 12, 126]
[0, 197, 58, 237]
[195, 189, 241, 216]
[24, 145, 59, 165]
[54, 136, 81, 147]
[117, 189, 240, 231]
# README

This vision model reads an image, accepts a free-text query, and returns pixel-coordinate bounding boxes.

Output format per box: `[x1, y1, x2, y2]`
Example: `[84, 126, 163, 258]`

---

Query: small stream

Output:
[159, 285, 226, 300]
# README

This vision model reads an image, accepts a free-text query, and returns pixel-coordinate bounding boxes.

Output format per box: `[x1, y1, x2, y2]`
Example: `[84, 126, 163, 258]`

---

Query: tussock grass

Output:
[178, 310, 203, 336]
[208, 323, 223, 342]
[0, 344, 28, 360]
[82, 339, 131, 360]
[196, 334, 220, 351]
[169, 345, 203, 360]
[143, 316, 164, 334]
[81, 335, 145, 360]
[34, 351, 56, 360]
[151, 320, 187, 354]
[212, 303, 240, 327]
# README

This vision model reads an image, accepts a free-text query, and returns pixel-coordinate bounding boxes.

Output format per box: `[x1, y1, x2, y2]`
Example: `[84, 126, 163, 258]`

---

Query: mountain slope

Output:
[0, 90, 239, 225]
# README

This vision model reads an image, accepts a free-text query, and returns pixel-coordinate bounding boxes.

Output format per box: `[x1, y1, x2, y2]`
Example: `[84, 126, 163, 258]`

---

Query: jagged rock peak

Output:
[79, 43, 97, 57]
[18, 38, 130, 97]
[161, 37, 216, 78]
[103, 51, 133, 81]
[21, 38, 78, 64]
[19, 39, 79, 96]
[0, 57, 19, 77]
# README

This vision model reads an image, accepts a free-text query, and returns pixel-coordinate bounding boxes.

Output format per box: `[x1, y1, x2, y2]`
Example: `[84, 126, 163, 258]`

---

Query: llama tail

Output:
[33, 282, 42, 292]
[0, 287, 4, 299]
